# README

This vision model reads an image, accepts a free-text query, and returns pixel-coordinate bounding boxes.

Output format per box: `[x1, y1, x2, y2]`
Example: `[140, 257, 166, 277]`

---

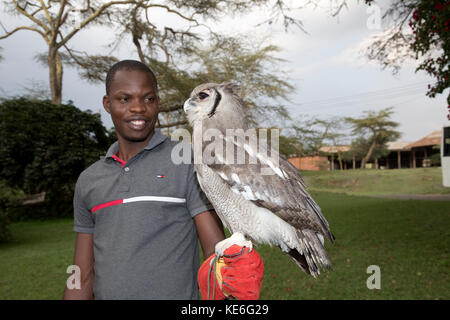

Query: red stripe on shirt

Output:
[111, 154, 126, 167]
[91, 199, 123, 213]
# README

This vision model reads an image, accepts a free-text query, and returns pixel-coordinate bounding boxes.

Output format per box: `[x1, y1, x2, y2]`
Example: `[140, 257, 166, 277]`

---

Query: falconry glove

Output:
[198, 244, 264, 300]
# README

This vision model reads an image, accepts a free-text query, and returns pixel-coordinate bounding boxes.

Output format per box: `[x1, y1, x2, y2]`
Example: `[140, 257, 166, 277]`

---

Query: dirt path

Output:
[371, 194, 450, 201]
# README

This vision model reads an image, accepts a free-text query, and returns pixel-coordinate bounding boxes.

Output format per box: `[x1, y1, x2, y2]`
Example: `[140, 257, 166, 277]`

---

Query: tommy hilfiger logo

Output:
[156, 175, 165, 178]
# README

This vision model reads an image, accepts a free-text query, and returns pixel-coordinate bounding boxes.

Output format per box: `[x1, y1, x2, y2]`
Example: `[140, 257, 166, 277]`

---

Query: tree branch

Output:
[143, 3, 198, 23]
[12, 0, 50, 34]
[0, 25, 46, 40]
[57, 0, 138, 49]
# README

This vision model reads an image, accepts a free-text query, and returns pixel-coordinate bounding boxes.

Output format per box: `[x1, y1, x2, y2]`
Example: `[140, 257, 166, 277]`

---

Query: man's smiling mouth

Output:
[128, 120, 147, 130]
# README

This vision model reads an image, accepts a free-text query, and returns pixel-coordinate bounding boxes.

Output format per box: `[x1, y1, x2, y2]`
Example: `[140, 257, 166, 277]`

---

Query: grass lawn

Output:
[0, 192, 448, 300]
[301, 167, 450, 196]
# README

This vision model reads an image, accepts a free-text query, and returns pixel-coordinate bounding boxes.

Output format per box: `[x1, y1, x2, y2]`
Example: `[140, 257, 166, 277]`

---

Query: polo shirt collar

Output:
[105, 129, 168, 159]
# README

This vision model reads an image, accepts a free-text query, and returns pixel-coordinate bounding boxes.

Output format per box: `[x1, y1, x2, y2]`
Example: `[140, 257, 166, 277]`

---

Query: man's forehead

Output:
[110, 69, 156, 91]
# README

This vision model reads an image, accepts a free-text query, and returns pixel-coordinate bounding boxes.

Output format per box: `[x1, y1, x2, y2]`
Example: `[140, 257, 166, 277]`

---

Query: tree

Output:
[345, 136, 390, 169]
[0, 0, 141, 104]
[0, 97, 114, 218]
[0, 0, 305, 105]
[288, 116, 346, 157]
[186, 35, 294, 128]
[363, 0, 449, 105]
[345, 107, 401, 169]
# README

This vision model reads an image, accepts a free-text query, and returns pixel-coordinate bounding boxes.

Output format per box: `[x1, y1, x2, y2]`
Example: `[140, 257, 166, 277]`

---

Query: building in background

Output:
[288, 130, 442, 171]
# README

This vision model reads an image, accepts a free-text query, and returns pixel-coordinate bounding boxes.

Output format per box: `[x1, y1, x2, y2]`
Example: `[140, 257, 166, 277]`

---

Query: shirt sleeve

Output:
[185, 163, 214, 218]
[73, 176, 95, 234]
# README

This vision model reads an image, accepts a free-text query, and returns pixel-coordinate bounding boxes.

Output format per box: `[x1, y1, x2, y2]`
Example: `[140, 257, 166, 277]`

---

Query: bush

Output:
[0, 209, 10, 243]
[0, 98, 114, 220]
[0, 180, 24, 242]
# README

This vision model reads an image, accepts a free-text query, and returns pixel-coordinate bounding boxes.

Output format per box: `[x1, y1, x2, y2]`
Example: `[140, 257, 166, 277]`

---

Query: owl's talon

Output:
[215, 232, 253, 257]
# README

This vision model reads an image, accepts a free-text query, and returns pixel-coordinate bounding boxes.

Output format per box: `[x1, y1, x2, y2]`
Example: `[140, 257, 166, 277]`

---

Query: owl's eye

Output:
[198, 92, 209, 100]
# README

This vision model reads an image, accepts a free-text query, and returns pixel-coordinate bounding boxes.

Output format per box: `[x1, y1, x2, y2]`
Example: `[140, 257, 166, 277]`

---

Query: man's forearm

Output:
[63, 269, 95, 300]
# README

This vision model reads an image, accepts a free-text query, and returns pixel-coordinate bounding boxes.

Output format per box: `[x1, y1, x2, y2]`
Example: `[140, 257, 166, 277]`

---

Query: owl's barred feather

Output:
[184, 82, 335, 277]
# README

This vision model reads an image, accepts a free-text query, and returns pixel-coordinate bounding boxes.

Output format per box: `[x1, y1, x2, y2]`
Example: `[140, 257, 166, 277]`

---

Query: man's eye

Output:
[198, 92, 209, 100]
[145, 97, 155, 102]
[120, 97, 128, 103]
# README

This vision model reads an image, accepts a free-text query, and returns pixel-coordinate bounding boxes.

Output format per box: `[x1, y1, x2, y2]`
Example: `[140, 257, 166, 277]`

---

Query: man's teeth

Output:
[130, 120, 145, 126]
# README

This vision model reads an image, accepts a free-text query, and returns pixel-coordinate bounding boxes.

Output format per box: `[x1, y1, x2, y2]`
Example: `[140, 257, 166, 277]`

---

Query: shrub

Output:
[0, 98, 114, 220]
[0, 180, 24, 242]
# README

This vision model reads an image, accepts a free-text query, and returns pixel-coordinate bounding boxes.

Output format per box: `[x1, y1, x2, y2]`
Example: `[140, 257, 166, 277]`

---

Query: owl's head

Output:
[184, 82, 248, 131]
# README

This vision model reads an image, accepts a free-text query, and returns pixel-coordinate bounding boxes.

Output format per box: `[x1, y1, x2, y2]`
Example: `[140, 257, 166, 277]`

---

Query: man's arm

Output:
[63, 233, 95, 300]
[194, 210, 225, 259]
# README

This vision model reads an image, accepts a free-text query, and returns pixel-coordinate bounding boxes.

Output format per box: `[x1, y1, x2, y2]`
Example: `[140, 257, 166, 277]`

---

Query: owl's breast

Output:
[195, 164, 252, 234]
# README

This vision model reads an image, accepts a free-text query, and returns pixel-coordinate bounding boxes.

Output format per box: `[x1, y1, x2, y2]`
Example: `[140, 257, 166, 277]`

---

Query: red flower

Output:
[435, 2, 444, 11]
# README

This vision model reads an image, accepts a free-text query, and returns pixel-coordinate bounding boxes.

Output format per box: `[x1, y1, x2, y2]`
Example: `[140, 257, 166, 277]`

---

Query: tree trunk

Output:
[361, 140, 377, 169]
[337, 151, 343, 170]
[48, 47, 63, 105]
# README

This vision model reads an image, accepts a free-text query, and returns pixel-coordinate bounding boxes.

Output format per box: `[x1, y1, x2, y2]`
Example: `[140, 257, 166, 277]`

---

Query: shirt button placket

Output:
[120, 166, 131, 192]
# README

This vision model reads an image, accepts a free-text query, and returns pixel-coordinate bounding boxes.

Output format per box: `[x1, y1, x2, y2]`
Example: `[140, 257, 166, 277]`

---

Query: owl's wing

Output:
[201, 134, 335, 243]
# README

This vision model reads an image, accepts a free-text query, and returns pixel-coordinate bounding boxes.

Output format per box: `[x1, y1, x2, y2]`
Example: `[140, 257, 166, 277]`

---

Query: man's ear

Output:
[103, 95, 111, 114]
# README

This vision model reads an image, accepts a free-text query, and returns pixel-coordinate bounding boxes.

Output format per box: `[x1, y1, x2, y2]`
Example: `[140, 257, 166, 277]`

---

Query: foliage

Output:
[364, 0, 450, 105]
[0, 98, 113, 219]
[278, 134, 303, 158]
[187, 35, 294, 128]
[287, 116, 347, 157]
[345, 107, 401, 168]
[0, 0, 305, 104]
[409, 0, 450, 102]
[0, 180, 24, 242]
[344, 136, 390, 162]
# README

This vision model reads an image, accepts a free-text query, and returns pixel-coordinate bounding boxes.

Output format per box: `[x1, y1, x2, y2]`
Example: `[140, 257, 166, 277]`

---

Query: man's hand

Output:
[198, 244, 264, 300]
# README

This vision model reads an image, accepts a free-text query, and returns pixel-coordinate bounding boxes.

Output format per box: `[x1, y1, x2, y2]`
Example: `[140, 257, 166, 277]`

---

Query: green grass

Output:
[0, 192, 448, 300]
[258, 192, 449, 299]
[0, 218, 75, 299]
[301, 167, 450, 196]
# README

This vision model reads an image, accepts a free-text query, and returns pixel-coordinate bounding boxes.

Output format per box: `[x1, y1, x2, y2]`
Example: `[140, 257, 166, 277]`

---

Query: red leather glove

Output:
[198, 244, 264, 300]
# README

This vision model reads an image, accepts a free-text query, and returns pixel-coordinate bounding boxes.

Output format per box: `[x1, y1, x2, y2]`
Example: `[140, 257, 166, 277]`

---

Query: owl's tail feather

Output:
[295, 229, 333, 278]
[286, 249, 311, 276]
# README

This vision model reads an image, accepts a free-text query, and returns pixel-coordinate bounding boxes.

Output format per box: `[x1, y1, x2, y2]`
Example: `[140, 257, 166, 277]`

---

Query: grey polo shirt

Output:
[73, 129, 213, 300]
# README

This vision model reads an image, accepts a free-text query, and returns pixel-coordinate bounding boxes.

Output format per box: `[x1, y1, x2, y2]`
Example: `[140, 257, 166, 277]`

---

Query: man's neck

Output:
[116, 131, 155, 163]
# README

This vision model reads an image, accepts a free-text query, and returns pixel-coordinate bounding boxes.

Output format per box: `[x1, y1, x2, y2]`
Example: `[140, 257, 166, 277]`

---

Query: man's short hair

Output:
[105, 60, 158, 95]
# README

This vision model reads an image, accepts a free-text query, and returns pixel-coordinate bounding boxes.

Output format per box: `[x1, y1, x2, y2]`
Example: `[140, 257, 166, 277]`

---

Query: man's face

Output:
[103, 69, 159, 144]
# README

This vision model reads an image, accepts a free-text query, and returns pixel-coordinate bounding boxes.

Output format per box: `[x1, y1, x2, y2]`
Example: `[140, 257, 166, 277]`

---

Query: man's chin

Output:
[122, 129, 155, 143]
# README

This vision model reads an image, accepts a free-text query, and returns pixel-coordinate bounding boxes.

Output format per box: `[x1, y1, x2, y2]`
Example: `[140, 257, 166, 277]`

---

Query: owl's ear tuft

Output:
[221, 82, 241, 95]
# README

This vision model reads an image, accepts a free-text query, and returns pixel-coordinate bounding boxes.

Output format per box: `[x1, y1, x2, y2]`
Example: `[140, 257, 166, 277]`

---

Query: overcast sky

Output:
[0, 0, 449, 143]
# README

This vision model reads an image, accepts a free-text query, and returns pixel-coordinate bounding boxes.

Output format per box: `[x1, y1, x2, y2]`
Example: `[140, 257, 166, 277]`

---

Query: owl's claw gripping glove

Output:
[198, 244, 264, 300]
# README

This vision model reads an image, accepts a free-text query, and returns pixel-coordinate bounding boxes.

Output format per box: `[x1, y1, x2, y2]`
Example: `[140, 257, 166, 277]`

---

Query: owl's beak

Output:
[183, 98, 194, 112]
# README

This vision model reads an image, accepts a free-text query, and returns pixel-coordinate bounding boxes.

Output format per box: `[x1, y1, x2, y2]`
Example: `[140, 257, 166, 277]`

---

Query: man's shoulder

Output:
[76, 157, 107, 185]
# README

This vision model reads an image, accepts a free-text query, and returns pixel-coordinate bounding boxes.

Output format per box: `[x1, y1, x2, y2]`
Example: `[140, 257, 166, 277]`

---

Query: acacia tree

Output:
[0, 0, 304, 106]
[345, 107, 401, 169]
[287, 116, 347, 157]
[0, 0, 140, 104]
[363, 0, 449, 106]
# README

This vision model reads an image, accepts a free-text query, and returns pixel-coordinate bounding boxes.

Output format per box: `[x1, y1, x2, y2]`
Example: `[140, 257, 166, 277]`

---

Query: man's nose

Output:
[129, 98, 146, 113]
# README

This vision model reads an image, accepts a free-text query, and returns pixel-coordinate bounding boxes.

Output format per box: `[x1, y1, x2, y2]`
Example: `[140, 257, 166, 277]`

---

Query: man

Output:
[63, 60, 226, 299]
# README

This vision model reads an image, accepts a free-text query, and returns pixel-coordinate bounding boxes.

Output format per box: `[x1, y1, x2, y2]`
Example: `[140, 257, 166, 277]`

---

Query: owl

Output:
[183, 82, 335, 277]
